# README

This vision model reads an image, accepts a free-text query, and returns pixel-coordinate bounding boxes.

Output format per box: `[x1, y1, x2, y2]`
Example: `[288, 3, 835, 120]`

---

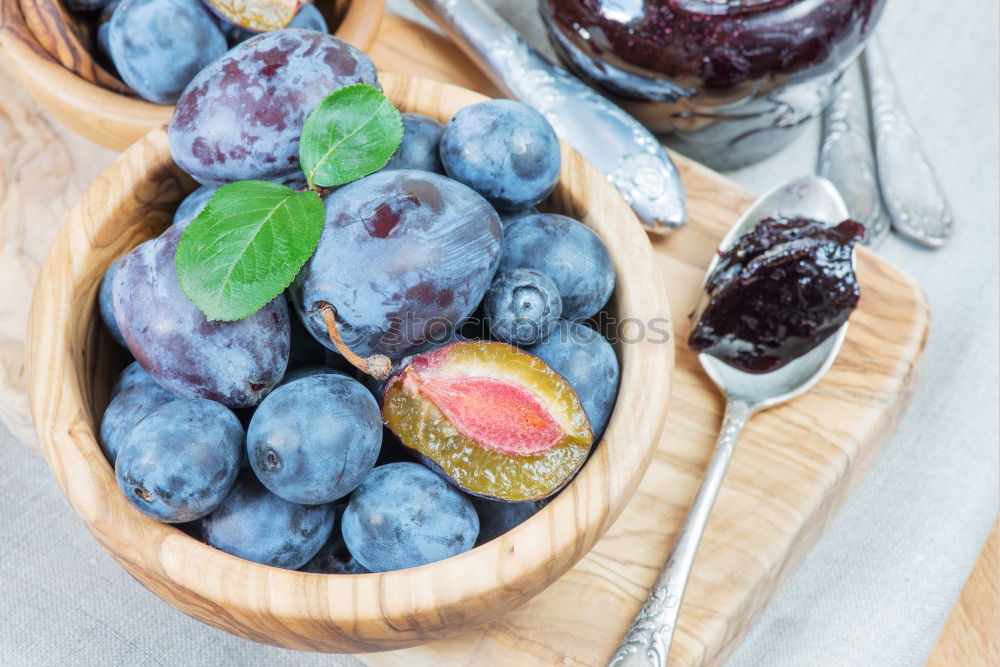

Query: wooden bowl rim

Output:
[26, 72, 674, 652]
[0, 0, 385, 147]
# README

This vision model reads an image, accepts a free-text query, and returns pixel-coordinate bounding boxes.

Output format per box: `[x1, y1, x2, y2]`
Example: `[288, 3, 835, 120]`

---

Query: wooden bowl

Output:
[0, 0, 384, 151]
[25, 73, 674, 652]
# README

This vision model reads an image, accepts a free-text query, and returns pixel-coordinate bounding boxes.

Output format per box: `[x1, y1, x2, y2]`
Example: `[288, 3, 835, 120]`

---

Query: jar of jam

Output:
[541, 0, 887, 169]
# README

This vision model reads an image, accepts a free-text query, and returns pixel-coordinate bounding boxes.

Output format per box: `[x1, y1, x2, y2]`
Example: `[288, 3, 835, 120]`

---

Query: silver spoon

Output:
[608, 176, 852, 667]
[412, 0, 686, 234]
[863, 37, 954, 248]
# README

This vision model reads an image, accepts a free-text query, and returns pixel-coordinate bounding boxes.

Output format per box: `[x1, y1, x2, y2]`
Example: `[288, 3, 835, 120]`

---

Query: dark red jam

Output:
[688, 216, 865, 373]
[543, 0, 883, 91]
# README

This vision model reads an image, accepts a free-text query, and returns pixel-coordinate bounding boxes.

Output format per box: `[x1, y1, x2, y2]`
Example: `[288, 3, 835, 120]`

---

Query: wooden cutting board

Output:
[0, 13, 929, 667]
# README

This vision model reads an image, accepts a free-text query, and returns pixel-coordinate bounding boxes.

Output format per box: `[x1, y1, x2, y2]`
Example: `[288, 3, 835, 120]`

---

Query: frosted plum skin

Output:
[111, 225, 290, 408]
[439, 99, 561, 210]
[100, 381, 176, 463]
[247, 374, 382, 505]
[115, 399, 243, 522]
[108, 0, 227, 104]
[499, 213, 615, 321]
[168, 30, 379, 187]
[172, 185, 218, 230]
[381, 113, 445, 174]
[292, 170, 502, 361]
[98, 257, 126, 346]
[342, 463, 479, 572]
[202, 470, 334, 569]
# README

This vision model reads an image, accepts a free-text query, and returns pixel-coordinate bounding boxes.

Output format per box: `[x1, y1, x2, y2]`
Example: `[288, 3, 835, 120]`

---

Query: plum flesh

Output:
[382, 341, 592, 502]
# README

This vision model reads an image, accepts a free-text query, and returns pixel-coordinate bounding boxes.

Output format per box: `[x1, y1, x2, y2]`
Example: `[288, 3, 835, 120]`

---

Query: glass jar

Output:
[541, 0, 887, 169]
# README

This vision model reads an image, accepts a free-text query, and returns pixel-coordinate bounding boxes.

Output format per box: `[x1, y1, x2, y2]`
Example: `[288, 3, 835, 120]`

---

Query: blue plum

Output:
[115, 399, 243, 522]
[300, 505, 370, 574]
[484, 269, 562, 346]
[98, 257, 126, 346]
[172, 185, 217, 229]
[108, 0, 227, 104]
[440, 99, 560, 210]
[292, 170, 502, 362]
[112, 225, 290, 408]
[169, 30, 379, 187]
[342, 463, 479, 572]
[100, 380, 175, 463]
[110, 360, 158, 399]
[381, 113, 444, 174]
[470, 496, 547, 545]
[499, 213, 615, 321]
[202, 470, 334, 569]
[526, 320, 620, 438]
[248, 374, 382, 504]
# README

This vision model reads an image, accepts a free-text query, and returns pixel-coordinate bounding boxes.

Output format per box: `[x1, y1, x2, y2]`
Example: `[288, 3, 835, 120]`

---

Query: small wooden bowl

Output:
[26, 73, 674, 652]
[0, 0, 384, 151]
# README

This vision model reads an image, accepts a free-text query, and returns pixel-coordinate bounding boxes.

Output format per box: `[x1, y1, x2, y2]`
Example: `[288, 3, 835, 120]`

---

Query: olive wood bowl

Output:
[25, 72, 674, 652]
[0, 0, 384, 151]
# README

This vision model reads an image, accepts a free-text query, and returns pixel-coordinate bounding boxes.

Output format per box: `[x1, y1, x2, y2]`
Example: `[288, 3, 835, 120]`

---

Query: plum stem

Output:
[316, 302, 392, 380]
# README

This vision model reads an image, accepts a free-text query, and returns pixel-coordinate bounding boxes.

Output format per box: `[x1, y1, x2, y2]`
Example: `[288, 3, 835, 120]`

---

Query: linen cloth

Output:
[1, 0, 996, 665]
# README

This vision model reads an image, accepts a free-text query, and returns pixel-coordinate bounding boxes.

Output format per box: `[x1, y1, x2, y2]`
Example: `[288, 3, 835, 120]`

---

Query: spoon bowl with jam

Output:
[608, 175, 863, 667]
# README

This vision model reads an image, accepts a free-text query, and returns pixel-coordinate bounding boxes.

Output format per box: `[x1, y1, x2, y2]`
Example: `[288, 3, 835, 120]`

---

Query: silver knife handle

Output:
[864, 38, 953, 248]
[819, 71, 888, 246]
[412, 0, 686, 233]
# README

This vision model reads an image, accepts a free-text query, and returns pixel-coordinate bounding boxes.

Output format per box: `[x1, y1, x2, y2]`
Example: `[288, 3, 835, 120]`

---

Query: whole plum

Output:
[292, 170, 502, 362]
[110, 361, 158, 399]
[202, 470, 334, 569]
[115, 399, 243, 522]
[499, 213, 615, 321]
[483, 268, 562, 346]
[439, 99, 560, 210]
[381, 113, 445, 174]
[108, 0, 227, 104]
[169, 30, 379, 188]
[342, 463, 479, 572]
[100, 381, 176, 463]
[112, 225, 290, 408]
[247, 374, 382, 505]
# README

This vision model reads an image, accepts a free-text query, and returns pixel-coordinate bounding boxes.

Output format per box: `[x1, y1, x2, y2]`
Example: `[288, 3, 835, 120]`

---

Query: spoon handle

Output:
[863, 38, 954, 248]
[608, 398, 752, 667]
[412, 0, 686, 234]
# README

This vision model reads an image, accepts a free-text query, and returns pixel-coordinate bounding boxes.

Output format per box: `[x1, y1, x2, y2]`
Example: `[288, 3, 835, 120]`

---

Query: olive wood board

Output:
[0, 12, 929, 667]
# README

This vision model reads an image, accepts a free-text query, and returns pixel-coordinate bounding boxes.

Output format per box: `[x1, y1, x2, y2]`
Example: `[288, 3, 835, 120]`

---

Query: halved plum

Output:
[382, 341, 593, 502]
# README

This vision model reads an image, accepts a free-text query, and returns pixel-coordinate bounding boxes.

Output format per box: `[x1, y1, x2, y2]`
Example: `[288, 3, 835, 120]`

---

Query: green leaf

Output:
[176, 181, 324, 322]
[299, 83, 404, 189]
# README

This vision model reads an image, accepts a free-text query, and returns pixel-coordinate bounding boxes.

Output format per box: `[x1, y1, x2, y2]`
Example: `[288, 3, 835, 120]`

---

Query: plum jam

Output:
[541, 0, 886, 168]
[688, 216, 865, 373]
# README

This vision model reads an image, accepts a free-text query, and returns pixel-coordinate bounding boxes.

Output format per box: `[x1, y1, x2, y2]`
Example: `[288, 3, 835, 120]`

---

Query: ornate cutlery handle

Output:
[864, 38, 953, 248]
[412, 0, 686, 234]
[819, 69, 888, 246]
[608, 399, 752, 667]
